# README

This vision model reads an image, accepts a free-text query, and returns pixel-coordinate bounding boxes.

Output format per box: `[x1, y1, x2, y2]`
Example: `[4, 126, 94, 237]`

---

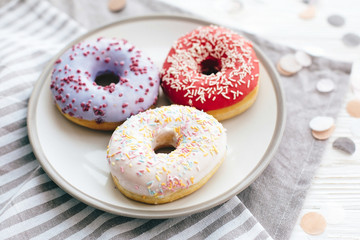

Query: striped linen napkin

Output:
[0, 0, 272, 239]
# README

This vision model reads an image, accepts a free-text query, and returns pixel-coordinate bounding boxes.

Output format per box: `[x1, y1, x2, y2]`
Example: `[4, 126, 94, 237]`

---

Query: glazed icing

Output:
[161, 25, 259, 111]
[50, 38, 159, 124]
[107, 105, 227, 199]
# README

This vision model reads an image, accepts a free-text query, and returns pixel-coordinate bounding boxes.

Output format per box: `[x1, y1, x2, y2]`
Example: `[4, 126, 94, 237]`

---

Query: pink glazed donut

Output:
[50, 37, 160, 130]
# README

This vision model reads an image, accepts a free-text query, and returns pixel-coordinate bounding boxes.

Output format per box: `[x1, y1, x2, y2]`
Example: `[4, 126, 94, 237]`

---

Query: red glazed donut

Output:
[161, 25, 260, 121]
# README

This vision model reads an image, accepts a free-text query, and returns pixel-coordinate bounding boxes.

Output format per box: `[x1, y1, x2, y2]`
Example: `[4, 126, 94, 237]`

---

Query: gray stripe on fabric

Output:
[3, 50, 48, 66]
[39, 17, 69, 38]
[0, 79, 35, 95]
[0, 64, 6, 74]
[254, 230, 271, 240]
[0, 0, 22, 18]
[57, 26, 85, 43]
[146, 205, 223, 240]
[0, 136, 29, 156]
[7, 202, 88, 240]
[0, 1, 42, 28]
[0, 118, 27, 138]
[26, 13, 60, 36]
[0, 14, 74, 56]
[0, 193, 73, 231]
[0, 176, 58, 214]
[0, 102, 27, 117]
[0, 152, 35, 178]
[84, 216, 135, 240]
[0, 47, 51, 69]
[0, 168, 35, 203]
[219, 215, 259, 239]
[110, 219, 167, 240]
[50, 209, 105, 240]
[189, 204, 247, 239]
[0, 43, 26, 59]
[3, 6, 49, 34]
[0, 61, 47, 85]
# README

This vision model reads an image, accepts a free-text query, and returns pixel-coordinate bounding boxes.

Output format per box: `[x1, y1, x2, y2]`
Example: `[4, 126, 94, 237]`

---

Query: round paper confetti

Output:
[321, 203, 345, 225]
[350, 60, 360, 95]
[346, 98, 360, 118]
[316, 78, 335, 93]
[279, 54, 303, 74]
[295, 51, 312, 67]
[309, 116, 335, 132]
[327, 14, 346, 27]
[108, 0, 126, 12]
[350, 119, 360, 137]
[333, 137, 356, 155]
[300, 212, 327, 235]
[299, 5, 316, 20]
[213, 0, 244, 14]
[276, 63, 294, 76]
[312, 125, 335, 140]
[342, 33, 360, 47]
[351, 119, 360, 137]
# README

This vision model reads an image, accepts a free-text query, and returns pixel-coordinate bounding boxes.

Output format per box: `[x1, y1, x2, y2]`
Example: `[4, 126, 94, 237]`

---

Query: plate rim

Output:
[27, 14, 286, 219]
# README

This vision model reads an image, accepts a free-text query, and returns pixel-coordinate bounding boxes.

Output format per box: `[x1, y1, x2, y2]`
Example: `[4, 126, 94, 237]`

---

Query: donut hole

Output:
[153, 130, 177, 154]
[200, 56, 222, 75]
[155, 145, 176, 154]
[95, 70, 119, 86]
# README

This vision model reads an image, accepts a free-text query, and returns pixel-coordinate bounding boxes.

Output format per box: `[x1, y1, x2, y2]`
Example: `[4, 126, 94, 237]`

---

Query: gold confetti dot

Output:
[108, 0, 126, 12]
[276, 63, 294, 76]
[300, 212, 327, 235]
[278, 54, 303, 74]
[299, 5, 317, 20]
[346, 98, 360, 118]
[312, 125, 335, 140]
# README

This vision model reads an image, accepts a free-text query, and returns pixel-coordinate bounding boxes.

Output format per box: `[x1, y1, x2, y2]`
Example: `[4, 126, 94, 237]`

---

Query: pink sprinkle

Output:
[104, 57, 110, 63]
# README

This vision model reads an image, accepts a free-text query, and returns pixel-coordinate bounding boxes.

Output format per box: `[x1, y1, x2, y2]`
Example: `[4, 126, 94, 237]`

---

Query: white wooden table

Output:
[159, 0, 360, 238]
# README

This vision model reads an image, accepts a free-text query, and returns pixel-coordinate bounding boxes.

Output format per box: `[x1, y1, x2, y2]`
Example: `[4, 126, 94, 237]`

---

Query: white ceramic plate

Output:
[28, 15, 285, 218]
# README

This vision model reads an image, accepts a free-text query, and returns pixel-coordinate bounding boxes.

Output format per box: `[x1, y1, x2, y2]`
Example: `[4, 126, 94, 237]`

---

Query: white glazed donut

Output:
[107, 105, 227, 204]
